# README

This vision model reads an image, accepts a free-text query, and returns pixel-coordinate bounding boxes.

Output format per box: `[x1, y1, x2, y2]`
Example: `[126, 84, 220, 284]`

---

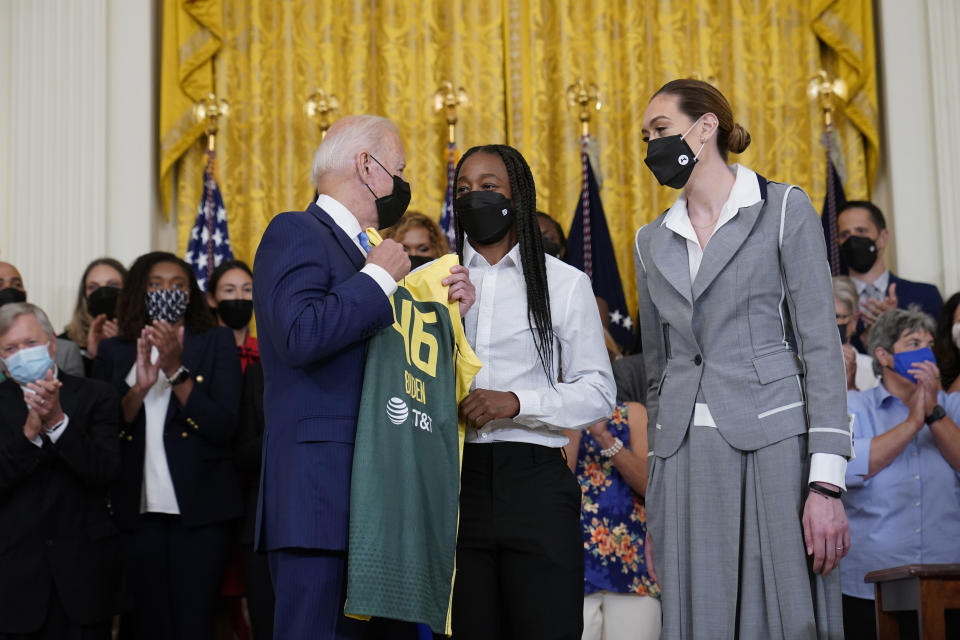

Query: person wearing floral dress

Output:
[565, 401, 661, 640]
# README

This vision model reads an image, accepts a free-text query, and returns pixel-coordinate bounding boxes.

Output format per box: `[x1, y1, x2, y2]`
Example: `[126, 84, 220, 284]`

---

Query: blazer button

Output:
[195, 375, 204, 383]
[694, 354, 703, 366]
[181, 431, 189, 438]
[126, 435, 133, 442]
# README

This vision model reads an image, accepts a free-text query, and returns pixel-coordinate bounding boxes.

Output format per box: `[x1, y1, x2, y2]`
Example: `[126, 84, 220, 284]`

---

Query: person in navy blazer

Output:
[0, 303, 120, 639]
[253, 115, 474, 640]
[837, 201, 943, 352]
[93, 252, 242, 640]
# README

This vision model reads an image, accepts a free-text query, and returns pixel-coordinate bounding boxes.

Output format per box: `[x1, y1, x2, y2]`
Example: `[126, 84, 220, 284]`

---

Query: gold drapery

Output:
[162, 0, 877, 315]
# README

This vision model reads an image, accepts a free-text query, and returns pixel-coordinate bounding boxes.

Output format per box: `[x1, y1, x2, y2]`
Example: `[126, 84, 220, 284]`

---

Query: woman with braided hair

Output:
[451, 144, 615, 639]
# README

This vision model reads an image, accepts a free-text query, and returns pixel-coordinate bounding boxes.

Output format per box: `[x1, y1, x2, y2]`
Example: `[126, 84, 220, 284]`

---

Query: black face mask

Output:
[0, 287, 26, 307]
[838, 323, 849, 344]
[87, 286, 121, 319]
[217, 299, 254, 330]
[840, 235, 879, 273]
[643, 117, 704, 189]
[0, 287, 27, 307]
[408, 255, 434, 270]
[454, 191, 516, 245]
[541, 236, 561, 258]
[365, 155, 411, 229]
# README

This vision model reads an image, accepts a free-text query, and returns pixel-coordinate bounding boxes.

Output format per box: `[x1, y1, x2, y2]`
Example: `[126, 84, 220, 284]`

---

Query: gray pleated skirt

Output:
[645, 424, 844, 639]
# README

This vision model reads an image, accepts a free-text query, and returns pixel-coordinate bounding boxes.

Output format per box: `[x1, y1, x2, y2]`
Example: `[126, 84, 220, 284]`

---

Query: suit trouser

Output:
[452, 442, 584, 640]
[268, 548, 419, 640]
[119, 514, 233, 640]
[0, 588, 111, 640]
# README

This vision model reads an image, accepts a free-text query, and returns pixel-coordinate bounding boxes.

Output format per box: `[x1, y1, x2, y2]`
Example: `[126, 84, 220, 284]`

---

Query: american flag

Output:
[820, 130, 848, 276]
[566, 136, 633, 349]
[439, 142, 457, 251]
[185, 150, 234, 291]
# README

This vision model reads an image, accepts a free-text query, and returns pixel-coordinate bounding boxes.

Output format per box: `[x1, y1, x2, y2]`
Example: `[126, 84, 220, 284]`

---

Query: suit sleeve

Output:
[49, 381, 120, 487]
[253, 213, 394, 369]
[234, 362, 265, 474]
[175, 328, 242, 447]
[0, 422, 47, 498]
[779, 188, 852, 457]
[634, 227, 666, 455]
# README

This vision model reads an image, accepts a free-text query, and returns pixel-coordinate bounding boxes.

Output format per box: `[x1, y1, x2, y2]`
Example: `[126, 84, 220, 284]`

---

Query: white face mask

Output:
[952, 322, 960, 349]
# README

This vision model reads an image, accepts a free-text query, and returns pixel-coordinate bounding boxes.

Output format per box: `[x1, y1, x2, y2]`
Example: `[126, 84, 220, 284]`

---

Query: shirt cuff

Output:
[44, 413, 69, 444]
[361, 264, 398, 297]
[808, 452, 847, 491]
[29, 433, 43, 447]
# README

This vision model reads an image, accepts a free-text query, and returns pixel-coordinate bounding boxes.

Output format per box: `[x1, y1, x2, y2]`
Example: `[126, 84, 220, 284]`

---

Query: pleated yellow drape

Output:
[163, 0, 877, 316]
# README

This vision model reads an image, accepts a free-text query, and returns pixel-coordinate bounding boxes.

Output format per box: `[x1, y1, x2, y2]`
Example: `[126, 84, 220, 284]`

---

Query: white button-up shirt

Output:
[462, 240, 615, 448]
[316, 194, 397, 297]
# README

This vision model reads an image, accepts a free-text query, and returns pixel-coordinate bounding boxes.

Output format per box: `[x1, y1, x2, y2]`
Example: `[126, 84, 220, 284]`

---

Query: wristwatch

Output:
[168, 366, 191, 386]
[924, 404, 946, 425]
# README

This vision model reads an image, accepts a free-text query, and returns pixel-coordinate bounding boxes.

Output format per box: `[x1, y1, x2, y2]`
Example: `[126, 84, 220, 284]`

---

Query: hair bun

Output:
[728, 123, 751, 154]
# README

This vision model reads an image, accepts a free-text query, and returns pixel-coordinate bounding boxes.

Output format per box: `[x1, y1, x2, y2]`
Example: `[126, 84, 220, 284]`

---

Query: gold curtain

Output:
[162, 0, 877, 316]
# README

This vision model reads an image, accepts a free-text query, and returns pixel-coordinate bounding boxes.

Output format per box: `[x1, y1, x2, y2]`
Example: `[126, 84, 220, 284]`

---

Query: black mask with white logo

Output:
[365, 155, 411, 229]
[643, 116, 705, 189]
[454, 191, 516, 245]
[87, 286, 121, 319]
[840, 236, 879, 273]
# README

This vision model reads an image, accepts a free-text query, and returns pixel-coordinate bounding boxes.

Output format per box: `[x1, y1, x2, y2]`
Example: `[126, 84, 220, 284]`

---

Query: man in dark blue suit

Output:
[253, 115, 474, 640]
[837, 201, 943, 351]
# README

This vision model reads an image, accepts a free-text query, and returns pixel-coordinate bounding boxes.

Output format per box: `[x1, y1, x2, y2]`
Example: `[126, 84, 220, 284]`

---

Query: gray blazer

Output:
[634, 175, 851, 459]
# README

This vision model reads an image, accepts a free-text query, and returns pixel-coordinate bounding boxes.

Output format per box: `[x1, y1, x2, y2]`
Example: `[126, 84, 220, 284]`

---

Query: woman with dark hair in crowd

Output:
[61, 257, 127, 374]
[206, 259, 258, 372]
[451, 144, 615, 639]
[934, 291, 960, 393]
[93, 251, 242, 640]
[382, 210, 450, 268]
[634, 79, 850, 638]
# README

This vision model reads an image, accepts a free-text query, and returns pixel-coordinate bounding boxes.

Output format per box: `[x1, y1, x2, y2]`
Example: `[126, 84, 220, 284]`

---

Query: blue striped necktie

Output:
[357, 231, 372, 253]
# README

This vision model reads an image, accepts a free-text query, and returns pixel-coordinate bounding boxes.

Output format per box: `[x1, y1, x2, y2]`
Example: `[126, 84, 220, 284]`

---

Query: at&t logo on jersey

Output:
[385, 396, 433, 433]
[386, 397, 409, 425]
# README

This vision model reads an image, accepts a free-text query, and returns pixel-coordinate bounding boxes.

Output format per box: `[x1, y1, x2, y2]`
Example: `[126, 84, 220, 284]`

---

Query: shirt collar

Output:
[463, 239, 523, 274]
[663, 164, 761, 242]
[316, 194, 362, 240]
[852, 270, 890, 297]
[872, 381, 898, 408]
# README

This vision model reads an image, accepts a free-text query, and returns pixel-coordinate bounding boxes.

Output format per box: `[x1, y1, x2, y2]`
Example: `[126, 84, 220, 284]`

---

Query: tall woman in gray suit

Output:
[634, 79, 852, 639]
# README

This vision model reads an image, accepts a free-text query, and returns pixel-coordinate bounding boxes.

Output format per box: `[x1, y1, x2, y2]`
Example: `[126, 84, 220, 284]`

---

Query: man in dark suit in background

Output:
[837, 201, 943, 350]
[0, 302, 120, 639]
[253, 114, 474, 639]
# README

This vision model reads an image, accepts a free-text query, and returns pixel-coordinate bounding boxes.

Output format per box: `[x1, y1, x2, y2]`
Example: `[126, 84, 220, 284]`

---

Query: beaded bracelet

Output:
[600, 437, 624, 458]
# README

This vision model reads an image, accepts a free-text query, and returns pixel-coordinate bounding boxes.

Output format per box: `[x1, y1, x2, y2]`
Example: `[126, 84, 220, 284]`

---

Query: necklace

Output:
[690, 218, 718, 230]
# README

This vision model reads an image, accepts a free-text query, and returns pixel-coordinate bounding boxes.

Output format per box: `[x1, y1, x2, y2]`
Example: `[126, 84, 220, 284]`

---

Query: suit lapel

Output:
[306, 203, 365, 270]
[650, 222, 693, 305]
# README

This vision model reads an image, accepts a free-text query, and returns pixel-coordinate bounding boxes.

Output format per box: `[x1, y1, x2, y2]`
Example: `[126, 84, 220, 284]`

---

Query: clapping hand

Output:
[87, 314, 119, 359]
[144, 321, 184, 378]
[134, 330, 159, 393]
[23, 369, 64, 429]
[861, 283, 897, 328]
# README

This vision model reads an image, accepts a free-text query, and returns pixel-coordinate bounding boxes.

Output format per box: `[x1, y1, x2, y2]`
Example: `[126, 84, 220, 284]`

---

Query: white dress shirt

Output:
[852, 269, 890, 304]
[462, 240, 616, 448]
[664, 164, 847, 488]
[316, 194, 397, 297]
[126, 347, 179, 514]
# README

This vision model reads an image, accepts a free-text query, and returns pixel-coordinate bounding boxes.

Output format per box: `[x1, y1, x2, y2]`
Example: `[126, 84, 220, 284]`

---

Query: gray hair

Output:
[310, 115, 398, 185]
[867, 305, 936, 375]
[832, 275, 859, 316]
[0, 302, 56, 340]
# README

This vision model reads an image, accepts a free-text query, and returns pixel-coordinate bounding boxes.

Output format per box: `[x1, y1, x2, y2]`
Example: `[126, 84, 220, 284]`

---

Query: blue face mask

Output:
[2, 343, 53, 385]
[892, 347, 936, 384]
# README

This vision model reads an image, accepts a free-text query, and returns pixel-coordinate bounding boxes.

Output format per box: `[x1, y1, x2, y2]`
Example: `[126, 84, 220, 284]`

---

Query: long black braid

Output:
[454, 144, 555, 381]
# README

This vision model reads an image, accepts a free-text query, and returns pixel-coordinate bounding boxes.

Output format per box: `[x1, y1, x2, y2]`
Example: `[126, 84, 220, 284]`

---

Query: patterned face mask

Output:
[145, 289, 189, 323]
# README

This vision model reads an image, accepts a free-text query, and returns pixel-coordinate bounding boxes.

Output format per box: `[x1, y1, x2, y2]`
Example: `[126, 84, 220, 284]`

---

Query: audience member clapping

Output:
[92, 251, 243, 639]
[933, 291, 960, 393]
[0, 302, 121, 639]
[833, 275, 879, 391]
[841, 307, 960, 640]
[62, 258, 127, 374]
